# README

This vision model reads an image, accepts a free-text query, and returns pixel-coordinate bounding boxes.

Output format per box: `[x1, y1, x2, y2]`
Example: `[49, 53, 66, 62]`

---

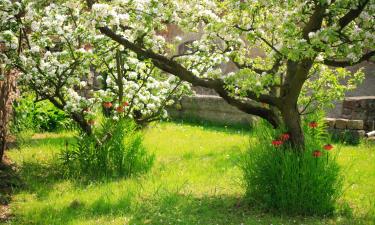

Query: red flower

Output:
[103, 102, 112, 108]
[122, 101, 129, 107]
[116, 106, 124, 113]
[312, 150, 322, 158]
[323, 144, 333, 151]
[272, 140, 283, 147]
[308, 121, 318, 128]
[280, 133, 290, 141]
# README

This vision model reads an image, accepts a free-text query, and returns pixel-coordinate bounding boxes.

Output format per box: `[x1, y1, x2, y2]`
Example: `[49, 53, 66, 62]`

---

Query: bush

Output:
[241, 120, 342, 216]
[60, 118, 154, 179]
[11, 95, 73, 133]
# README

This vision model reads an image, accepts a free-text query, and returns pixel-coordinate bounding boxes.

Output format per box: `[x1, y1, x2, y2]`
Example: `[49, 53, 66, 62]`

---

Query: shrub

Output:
[11, 95, 73, 133]
[60, 118, 154, 179]
[241, 120, 342, 216]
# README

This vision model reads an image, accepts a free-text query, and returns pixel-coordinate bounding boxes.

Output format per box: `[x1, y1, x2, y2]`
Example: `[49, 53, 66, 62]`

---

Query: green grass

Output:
[5, 122, 375, 225]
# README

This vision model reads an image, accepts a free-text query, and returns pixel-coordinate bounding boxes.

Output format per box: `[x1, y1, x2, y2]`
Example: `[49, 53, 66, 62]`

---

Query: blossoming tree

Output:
[1, 1, 189, 135]
[86, 0, 374, 148]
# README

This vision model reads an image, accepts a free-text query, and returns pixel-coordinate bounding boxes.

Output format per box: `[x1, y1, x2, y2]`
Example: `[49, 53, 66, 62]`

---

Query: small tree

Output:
[87, 0, 373, 148]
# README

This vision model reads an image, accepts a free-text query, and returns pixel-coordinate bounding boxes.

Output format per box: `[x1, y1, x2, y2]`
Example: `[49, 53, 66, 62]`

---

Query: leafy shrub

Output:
[11, 95, 73, 133]
[241, 120, 342, 216]
[331, 129, 362, 145]
[33, 101, 73, 132]
[60, 118, 154, 179]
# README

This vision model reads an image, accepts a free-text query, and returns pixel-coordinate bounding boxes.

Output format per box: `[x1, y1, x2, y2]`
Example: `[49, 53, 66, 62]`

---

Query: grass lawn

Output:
[4, 122, 375, 225]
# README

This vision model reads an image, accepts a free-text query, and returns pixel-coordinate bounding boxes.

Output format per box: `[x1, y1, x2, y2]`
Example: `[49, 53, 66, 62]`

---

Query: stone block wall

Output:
[341, 96, 375, 131]
[324, 96, 375, 143]
[167, 95, 256, 126]
[325, 118, 366, 144]
[327, 62, 375, 117]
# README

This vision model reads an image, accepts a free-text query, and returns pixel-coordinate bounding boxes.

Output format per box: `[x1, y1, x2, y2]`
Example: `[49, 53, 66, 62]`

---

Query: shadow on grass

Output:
[12, 135, 76, 151]
[14, 160, 67, 197]
[9, 134, 83, 197]
[11, 189, 372, 225]
[10, 190, 256, 225]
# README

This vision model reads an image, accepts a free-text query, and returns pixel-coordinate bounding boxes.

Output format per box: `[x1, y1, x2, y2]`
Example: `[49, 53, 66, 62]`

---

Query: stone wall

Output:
[323, 96, 375, 143]
[327, 62, 375, 117]
[325, 118, 366, 144]
[340, 96, 375, 131]
[167, 95, 256, 126]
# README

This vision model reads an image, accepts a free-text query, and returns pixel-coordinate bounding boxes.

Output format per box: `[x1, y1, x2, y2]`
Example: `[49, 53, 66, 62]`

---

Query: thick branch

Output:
[338, 0, 370, 30]
[323, 51, 375, 67]
[99, 26, 282, 127]
[302, 4, 327, 40]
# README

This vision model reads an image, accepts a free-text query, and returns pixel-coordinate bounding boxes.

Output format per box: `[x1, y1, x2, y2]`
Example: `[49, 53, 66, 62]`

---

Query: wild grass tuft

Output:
[60, 118, 154, 180]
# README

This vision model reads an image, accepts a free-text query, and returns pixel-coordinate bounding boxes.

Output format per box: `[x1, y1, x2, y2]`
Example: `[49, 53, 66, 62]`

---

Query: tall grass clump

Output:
[61, 118, 154, 179]
[241, 115, 342, 216]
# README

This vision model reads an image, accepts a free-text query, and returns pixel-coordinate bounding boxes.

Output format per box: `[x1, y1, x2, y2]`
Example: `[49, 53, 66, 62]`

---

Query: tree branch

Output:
[338, 0, 370, 30]
[98, 26, 282, 127]
[323, 51, 375, 67]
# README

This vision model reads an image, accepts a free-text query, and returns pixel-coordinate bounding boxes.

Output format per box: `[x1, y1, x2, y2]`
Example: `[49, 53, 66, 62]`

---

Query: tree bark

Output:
[0, 69, 18, 163]
[281, 103, 305, 150]
[0, 136, 6, 163]
[280, 61, 313, 150]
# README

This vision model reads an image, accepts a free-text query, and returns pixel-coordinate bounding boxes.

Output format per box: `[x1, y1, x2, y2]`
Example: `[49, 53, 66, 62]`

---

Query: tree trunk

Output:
[281, 103, 305, 150]
[71, 112, 92, 135]
[0, 69, 18, 163]
[0, 135, 5, 163]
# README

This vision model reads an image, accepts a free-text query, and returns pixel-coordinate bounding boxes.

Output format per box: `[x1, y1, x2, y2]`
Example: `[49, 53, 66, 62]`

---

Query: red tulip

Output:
[103, 102, 112, 108]
[313, 150, 322, 158]
[122, 101, 129, 107]
[272, 140, 283, 147]
[323, 144, 333, 151]
[280, 133, 290, 141]
[308, 121, 318, 128]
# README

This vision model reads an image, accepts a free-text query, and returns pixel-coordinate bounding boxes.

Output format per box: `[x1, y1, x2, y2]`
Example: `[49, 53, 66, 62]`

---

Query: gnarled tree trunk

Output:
[0, 69, 18, 163]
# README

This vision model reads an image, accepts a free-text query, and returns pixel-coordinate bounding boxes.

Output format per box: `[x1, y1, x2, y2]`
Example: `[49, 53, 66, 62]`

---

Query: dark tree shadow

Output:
[9, 135, 76, 151]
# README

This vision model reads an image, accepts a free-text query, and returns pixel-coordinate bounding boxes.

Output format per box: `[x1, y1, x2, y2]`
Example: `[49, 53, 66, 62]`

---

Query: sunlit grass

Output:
[5, 122, 375, 225]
